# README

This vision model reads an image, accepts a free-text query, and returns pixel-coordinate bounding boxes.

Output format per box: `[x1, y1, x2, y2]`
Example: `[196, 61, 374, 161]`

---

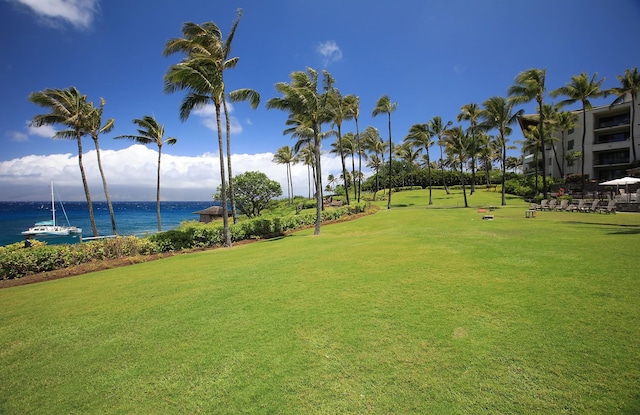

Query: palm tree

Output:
[326, 80, 353, 205]
[480, 96, 523, 205]
[115, 115, 177, 232]
[28, 87, 99, 237]
[428, 116, 453, 194]
[457, 103, 481, 194]
[518, 125, 543, 195]
[273, 145, 295, 204]
[550, 72, 608, 189]
[362, 126, 384, 200]
[85, 98, 117, 236]
[267, 68, 333, 235]
[444, 126, 471, 207]
[405, 123, 435, 204]
[344, 95, 363, 202]
[372, 95, 397, 209]
[609, 67, 640, 164]
[218, 10, 261, 224]
[554, 110, 578, 177]
[163, 20, 232, 247]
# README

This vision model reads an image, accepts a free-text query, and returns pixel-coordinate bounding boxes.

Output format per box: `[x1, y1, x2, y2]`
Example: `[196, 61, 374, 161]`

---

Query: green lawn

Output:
[1, 188, 639, 414]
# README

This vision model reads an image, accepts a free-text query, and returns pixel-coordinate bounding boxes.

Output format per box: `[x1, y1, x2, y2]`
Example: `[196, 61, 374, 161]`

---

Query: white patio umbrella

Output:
[599, 176, 640, 202]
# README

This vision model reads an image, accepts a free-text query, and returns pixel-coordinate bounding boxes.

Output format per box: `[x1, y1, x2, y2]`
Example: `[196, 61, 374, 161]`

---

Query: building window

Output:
[596, 113, 630, 129]
[595, 131, 630, 144]
[568, 128, 574, 135]
[568, 140, 574, 150]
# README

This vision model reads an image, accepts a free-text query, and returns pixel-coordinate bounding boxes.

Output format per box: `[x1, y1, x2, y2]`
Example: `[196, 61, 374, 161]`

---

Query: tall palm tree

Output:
[444, 126, 471, 207]
[554, 110, 578, 177]
[341, 132, 359, 200]
[550, 72, 608, 189]
[344, 95, 363, 202]
[428, 116, 453, 194]
[218, 9, 261, 224]
[405, 123, 435, 204]
[518, 125, 543, 195]
[372, 95, 397, 209]
[267, 68, 333, 235]
[86, 98, 117, 236]
[362, 126, 384, 201]
[609, 67, 640, 164]
[326, 81, 354, 205]
[273, 145, 295, 204]
[28, 87, 99, 237]
[163, 20, 233, 247]
[115, 115, 177, 232]
[480, 96, 523, 205]
[508, 68, 549, 197]
[457, 103, 481, 194]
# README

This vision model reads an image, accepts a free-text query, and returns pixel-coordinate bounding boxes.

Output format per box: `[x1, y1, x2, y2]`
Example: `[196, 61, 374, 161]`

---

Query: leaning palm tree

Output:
[267, 68, 333, 235]
[163, 21, 233, 247]
[550, 72, 608, 189]
[85, 98, 117, 236]
[508, 68, 549, 197]
[273, 145, 295, 204]
[372, 95, 397, 209]
[480, 96, 523, 205]
[428, 116, 453, 195]
[115, 115, 177, 232]
[609, 67, 640, 164]
[405, 123, 435, 204]
[28, 87, 99, 237]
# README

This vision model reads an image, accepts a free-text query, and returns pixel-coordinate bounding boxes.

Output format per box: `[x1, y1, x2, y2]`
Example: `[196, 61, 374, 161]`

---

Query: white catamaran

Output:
[22, 182, 82, 237]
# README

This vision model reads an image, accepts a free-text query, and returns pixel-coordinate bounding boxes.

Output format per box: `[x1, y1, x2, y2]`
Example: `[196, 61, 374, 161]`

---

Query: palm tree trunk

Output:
[215, 102, 231, 247]
[223, 98, 238, 224]
[93, 138, 117, 236]
[156, 147, 162, 232]
[355, 119, 362, 203]
[501, 137, 507, 206]
[439, 144, 450, 194]
[426, 149, 433, 205]
[336, 126, 350, 205]
[77, 136, 98, 237]
[460, 164, 468, 207]
[313, 128, 323, 235]
[387, 113, 392, 210]
[580, 106, 587, 192]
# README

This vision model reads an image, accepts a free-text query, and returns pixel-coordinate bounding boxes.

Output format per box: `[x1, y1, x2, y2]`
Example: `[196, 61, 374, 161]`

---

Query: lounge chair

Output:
[544, 199, 558, 211]
[598, 200, 616, 214]
[556, 199, 569, 211]
[535, 199, 548, 210]
[567, 199, 585, 212]
[583, 199, 600, 213]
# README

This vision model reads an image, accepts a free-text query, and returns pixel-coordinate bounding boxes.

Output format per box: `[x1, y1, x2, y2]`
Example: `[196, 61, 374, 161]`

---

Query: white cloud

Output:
[0, 144, 357, 201]
[27, 122, 57, 138]
[316, 40, 343, 66]
[11, 0, 99, 29]
[193, 103, 243, 135]
[7, 131, 29, 142]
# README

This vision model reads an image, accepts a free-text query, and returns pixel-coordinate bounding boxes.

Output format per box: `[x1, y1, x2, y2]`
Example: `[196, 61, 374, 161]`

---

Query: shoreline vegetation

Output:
[0, 198, 372, 285]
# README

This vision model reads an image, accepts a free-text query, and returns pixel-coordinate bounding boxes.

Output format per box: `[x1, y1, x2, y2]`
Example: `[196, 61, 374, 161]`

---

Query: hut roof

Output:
[193, 206, 225, 215]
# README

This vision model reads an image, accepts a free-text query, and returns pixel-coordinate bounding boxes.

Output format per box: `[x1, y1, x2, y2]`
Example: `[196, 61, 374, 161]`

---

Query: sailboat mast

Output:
[51, 181, 56, 226]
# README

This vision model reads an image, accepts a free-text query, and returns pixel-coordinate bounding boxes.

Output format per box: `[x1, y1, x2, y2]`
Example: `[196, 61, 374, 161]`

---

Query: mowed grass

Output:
[1, 188, 639, 414]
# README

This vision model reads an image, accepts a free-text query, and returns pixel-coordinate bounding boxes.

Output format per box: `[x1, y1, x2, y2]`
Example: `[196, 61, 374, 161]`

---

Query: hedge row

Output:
[0, 202, 369, 280]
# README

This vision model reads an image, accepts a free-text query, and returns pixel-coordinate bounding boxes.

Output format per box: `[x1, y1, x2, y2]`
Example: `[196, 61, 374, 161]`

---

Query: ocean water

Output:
[0, 201, 214, 247]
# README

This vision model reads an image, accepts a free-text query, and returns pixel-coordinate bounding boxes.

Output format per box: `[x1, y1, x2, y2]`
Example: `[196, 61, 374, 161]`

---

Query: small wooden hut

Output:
[193, 206, 230, 223]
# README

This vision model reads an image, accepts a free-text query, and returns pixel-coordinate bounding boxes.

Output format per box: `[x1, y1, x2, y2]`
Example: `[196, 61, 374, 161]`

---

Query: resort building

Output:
[518, 94, 639, 182]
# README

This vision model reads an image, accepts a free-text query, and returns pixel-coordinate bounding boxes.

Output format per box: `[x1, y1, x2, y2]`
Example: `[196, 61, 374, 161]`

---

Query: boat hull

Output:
[22, 226, 82, 237]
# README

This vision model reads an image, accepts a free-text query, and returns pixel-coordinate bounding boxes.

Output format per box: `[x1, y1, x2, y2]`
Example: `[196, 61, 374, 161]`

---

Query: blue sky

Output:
[1, 0, 639, 200]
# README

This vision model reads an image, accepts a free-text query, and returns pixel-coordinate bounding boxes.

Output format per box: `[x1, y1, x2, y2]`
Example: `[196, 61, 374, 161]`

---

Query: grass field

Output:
[1, 188, 639, 414]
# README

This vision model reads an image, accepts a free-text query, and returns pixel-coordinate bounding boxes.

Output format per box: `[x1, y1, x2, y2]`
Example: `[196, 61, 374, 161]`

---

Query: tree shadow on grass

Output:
[565, 221, 640, 235]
